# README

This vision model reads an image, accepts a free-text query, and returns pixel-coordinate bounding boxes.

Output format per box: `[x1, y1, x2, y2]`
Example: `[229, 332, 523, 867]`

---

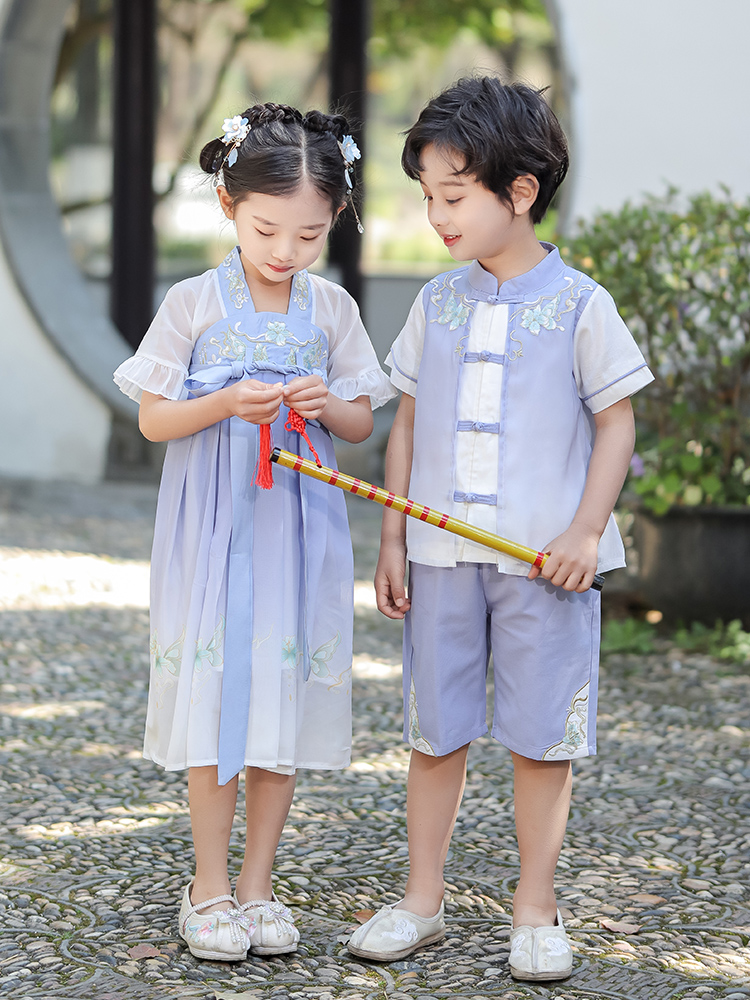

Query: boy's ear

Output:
[511, 174, 540, 216]
[217, 185, 234, 220]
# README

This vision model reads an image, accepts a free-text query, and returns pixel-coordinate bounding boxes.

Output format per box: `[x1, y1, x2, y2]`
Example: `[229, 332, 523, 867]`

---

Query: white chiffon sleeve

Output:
[313, 277, 397, 409]
[113, 274, 214, 402]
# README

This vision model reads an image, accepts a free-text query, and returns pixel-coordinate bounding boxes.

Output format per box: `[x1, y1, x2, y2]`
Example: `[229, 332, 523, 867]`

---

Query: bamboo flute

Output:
[270, 447, 603, 591]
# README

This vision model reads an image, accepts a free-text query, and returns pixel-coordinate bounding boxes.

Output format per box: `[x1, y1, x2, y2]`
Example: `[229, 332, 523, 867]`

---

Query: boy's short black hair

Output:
[402, 77, 569, 225]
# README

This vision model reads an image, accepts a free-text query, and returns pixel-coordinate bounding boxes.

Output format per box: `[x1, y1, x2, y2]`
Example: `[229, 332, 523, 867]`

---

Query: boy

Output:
[348, 77, 653, 980]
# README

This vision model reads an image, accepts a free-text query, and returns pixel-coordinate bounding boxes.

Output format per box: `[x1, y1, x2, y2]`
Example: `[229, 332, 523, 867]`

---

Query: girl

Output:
[114, 102, 394, 962]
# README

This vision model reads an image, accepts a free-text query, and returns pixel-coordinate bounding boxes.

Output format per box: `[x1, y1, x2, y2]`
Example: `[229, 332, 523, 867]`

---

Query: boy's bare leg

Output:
[511, 752, 572, 927]
[189, 766, 239, 912]
[397, 744, 470, 917]
[235, 767, 297, 903]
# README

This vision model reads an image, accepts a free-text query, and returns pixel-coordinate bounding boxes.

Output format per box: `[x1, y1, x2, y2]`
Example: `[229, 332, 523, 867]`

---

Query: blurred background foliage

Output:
[50, 0, 560, 284]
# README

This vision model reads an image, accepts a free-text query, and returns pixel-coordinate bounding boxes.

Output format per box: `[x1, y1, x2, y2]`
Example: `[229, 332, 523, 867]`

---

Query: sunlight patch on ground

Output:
[353, 581, 377, 608]
[352, 655, 400, 678]
[0, 699, 106, 719]
[0, 547, 150, 610]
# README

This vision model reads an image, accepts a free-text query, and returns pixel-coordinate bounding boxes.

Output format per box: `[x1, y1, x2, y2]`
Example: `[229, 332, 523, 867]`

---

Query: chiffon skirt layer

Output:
[144, 412, 354, 773]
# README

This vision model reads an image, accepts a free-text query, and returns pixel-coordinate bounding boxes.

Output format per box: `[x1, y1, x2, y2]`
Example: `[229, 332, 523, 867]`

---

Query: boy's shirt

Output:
[387, 244, 653, 575]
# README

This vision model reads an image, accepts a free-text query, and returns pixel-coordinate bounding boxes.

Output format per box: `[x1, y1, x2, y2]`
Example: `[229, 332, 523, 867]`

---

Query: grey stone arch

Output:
[0, 0, 154, 477]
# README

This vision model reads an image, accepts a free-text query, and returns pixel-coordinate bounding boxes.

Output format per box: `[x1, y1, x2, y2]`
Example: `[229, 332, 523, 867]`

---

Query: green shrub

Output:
[565, 189, 750, 513]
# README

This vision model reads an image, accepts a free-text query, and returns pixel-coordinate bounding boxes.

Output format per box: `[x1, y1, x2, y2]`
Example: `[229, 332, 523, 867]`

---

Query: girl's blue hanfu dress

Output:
[114, 248, 392, 784]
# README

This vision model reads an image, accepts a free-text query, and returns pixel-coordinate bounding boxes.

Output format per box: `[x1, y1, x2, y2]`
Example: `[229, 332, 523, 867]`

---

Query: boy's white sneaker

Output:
[509, 908, 573, 980]
[347, 900, 445, 961]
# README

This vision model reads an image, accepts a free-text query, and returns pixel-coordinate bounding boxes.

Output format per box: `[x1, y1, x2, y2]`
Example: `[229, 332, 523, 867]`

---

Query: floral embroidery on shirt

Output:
[436, 291, 471, 330]
[512, 275, 594, 337]
[542, 682, 590, 760]
[293, 271, 310, 311]
[520, 294, 562, 334]
[287, 346, 299, 367]
[407, 676, 436, 755]
[252, 344, 269, 364]
[429, 274, 474, 332]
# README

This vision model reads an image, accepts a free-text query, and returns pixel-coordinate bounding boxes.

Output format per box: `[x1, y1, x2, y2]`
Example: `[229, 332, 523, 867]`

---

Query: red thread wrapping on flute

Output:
[285, 409, 322, 467]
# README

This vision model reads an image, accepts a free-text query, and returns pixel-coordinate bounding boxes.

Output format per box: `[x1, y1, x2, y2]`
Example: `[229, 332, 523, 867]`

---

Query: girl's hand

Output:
[225, 379, 284, 424]
[375, 539, 411, 619]
[527, 521, 599, 593]
[283, 375, 329, 421]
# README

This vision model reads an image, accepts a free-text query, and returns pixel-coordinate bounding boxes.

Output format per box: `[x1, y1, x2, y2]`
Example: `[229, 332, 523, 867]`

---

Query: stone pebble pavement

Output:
[0, 477, 749, 1000]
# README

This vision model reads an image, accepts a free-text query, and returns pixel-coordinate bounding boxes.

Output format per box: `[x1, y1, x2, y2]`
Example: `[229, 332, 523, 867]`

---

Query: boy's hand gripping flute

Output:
[270, 447, 604, 591]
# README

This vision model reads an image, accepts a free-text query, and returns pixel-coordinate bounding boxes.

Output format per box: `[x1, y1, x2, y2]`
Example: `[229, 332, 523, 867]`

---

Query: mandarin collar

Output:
[466, 242, 565, 303]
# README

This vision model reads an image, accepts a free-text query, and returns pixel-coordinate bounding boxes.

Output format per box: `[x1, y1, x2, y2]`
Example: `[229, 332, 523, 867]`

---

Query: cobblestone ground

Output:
[0, 478, 749, 1000]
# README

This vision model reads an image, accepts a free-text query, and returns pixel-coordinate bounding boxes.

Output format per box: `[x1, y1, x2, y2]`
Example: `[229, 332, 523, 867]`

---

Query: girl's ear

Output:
[510, 174, 540, 217]
[217, 185, 234, 220]
[335, 202, 347, 218]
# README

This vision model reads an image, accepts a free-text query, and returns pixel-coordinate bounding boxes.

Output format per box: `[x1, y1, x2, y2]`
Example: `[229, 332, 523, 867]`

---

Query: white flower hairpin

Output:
[220, 116, 251, 168]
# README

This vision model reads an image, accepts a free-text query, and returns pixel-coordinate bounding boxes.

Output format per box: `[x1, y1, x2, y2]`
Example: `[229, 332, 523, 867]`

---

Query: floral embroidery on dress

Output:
[282, 636, 299, 667]
[302, 339, 326, 374]
[203, 327, 247, 363]
[252, 343, 269, 364]
[407, 676, 435, 755]
[292, 271, 310, 311]
[192, 616, 225, 705]
[287, 346, 298, 367]
[308, 632, 350, 690]
[265, 320, 291, 344]
[150, 627, 184, 708]
[542, 682, 590, 760]
[223, 256, 250, 310]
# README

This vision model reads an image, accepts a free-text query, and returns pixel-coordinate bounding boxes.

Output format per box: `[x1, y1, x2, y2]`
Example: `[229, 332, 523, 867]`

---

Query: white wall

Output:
[0, 242, 111, 482]
[552, 0, 750, 223]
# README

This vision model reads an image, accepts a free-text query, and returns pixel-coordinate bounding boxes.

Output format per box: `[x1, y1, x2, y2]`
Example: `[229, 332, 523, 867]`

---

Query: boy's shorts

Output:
[402, 562, 600, 761]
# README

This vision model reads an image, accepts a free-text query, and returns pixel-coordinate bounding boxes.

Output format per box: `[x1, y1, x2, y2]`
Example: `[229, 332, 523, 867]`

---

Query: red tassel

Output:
[285, 409, 322, 466]
[253, 423, 274, 489]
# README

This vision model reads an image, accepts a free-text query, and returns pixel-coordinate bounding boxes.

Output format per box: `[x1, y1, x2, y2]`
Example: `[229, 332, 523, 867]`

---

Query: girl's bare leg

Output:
[511, 752, 572, 927]
[188, 765, 239, 913]
[235, 767, 297, 903]
[397, 745, 469, 917]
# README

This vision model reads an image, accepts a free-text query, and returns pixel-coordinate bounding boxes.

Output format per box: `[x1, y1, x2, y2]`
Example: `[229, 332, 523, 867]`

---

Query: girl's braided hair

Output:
[200, 102, 356, 219]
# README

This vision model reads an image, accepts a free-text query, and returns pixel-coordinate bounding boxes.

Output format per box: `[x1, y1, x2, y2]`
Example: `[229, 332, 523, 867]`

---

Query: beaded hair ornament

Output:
[212, 113, 364, 232]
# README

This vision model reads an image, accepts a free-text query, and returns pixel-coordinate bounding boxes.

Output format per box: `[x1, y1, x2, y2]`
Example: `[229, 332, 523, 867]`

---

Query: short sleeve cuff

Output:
[386, 349, 418, 396]
[113, 355, 188, 403]
[328, 366, 398, 409]
[583, 364, 654, 413]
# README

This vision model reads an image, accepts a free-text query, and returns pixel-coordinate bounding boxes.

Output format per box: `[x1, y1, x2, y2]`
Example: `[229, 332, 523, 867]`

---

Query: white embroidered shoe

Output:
[178, 884, 251, 961]
[347, 901, 445, 961]
[234, 893, 300, 955]
[509, 908, 573, 981]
